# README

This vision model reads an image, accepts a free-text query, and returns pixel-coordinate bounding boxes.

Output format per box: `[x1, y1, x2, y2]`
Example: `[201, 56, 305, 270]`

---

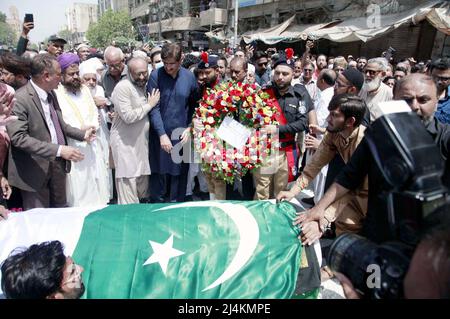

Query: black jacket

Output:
[269, 84, 312, 137]
[335, 116, 450, 243]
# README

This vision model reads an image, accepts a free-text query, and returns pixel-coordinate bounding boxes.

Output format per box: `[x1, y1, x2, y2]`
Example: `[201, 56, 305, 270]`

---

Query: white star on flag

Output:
[143, 234, 185, 276]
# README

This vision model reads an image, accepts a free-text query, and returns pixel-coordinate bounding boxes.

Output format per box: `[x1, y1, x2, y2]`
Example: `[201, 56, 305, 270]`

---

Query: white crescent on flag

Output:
[154, 202, 260, 291]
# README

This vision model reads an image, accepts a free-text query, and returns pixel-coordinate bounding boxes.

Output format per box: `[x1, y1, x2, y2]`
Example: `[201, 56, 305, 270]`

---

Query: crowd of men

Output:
[0, 19, 450, 299]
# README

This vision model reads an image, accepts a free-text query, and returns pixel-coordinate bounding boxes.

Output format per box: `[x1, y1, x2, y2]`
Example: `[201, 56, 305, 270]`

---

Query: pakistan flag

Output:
[72, 201, 308, 299]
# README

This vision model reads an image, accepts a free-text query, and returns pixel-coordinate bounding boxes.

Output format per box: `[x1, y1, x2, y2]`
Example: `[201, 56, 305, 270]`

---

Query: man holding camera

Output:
[335, 204, 450, 299]
[295, 73, 450, 245]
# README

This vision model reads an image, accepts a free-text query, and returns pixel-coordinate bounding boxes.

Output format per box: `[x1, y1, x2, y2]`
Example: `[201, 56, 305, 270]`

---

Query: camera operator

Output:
[294, 73, 450, 244]
[334, 204, 450, 299]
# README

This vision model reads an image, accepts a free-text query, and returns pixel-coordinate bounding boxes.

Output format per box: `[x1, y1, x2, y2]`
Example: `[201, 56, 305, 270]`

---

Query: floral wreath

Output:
[192, 80, 279, 184]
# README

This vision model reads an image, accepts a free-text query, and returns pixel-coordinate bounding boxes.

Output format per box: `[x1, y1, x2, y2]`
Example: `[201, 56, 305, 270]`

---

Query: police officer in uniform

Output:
[192, 54, 228, 200]
[254, 55, 313, 199]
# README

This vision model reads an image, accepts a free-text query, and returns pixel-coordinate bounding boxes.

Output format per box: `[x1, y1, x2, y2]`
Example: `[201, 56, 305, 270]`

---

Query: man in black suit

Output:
[6, 54, 96, 210]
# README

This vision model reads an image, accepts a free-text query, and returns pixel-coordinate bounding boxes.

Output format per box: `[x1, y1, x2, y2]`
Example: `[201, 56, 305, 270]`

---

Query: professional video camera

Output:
[327, 112, 447, 299]
[382, 46, 396, 62]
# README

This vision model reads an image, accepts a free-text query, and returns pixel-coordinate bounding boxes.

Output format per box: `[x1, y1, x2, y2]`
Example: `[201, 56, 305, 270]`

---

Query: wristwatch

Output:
[319, 217, 332, 233]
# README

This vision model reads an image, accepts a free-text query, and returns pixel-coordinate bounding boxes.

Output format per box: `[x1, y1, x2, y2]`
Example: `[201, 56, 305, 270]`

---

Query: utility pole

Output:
[157, 0, 162, 41]
[234, 0, 238, 50]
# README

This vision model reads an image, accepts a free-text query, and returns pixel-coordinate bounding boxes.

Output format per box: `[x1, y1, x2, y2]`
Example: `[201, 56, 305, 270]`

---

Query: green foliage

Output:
[28, 42, 39, 51]
[86, 10, 137, 49]
[0, 11, 17, 48]
[58, 28, 72, 42]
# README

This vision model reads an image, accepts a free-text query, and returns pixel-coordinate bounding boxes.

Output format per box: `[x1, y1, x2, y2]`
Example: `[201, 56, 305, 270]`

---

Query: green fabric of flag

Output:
[72, 201, 304, 299]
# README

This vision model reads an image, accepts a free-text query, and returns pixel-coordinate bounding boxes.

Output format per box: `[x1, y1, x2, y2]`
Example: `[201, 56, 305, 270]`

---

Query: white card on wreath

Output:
[217, 116, 251, 150]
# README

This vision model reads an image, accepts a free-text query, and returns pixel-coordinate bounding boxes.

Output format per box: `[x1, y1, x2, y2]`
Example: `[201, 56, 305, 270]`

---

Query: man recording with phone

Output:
[16, 14, 34, 57]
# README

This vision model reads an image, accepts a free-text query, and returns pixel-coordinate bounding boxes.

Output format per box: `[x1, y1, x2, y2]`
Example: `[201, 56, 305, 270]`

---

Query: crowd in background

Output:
[0, 15, 449, 299]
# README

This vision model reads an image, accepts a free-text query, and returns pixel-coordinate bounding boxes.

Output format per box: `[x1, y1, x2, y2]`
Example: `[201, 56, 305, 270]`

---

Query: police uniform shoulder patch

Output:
[297, 100, 307, 114]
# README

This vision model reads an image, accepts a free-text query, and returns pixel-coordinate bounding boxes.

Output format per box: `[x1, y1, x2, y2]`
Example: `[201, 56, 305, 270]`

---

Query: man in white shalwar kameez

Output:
[79, 59, 113, 200]
[304, 69, 336, 203]
[55, 53, 110, 207]
[110, 57, 160, 204]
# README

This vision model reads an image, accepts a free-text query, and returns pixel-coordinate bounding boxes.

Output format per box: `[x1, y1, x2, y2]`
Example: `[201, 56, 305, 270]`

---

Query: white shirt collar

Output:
[30, 79, 49, 102]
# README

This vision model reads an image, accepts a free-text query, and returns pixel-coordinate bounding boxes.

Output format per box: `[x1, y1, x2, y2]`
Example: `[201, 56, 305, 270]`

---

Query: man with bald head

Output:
[101, 46, 128, 101]
[229, 57, 248, 83]
[110, 58, 160, 204]
[295, 73, 450, 245]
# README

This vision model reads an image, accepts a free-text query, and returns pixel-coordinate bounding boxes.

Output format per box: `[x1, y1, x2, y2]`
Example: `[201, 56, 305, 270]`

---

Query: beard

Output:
[135, 80, 147, 88]
[275, 80, 291, 91]
[131, 76, 147, 88]
[63, 79, 81, 92]
[88, 86, 97, 97]
[205, 75, 218, 88]
[326, 125, 344, 133]
[63, 282, 85, 299]
[363, 76, 381, 92]
[420, 115, 433, 126]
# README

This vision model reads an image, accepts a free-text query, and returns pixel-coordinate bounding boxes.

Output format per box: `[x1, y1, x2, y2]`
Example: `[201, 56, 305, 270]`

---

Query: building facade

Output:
[125, 0, 447, 58]
[128, 0, 228, 49]
[66, 3, 99, 45]
[98, 0, 130, 16]
[6, 6, 21, 38]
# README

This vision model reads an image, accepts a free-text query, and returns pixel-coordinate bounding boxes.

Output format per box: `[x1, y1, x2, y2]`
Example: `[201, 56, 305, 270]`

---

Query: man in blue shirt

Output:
[253, 51, 271, 87]
[147, 43, 199, 202]
[431, 58, 450, 124]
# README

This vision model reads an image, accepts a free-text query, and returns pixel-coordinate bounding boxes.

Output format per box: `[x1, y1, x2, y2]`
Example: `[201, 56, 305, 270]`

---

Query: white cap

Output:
[247, 63, 255, 75]
[79, 58, 104, 78]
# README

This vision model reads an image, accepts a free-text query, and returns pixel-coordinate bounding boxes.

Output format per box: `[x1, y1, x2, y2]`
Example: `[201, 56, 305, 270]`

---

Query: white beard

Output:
[89, 86, 97, 97]
[363, 76, 381, 92]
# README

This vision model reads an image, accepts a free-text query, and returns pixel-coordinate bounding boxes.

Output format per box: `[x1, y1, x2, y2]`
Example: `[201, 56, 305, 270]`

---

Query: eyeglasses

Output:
[61, 258, 82, 287]
[365, 69, 381, 76]
[334, 82, 350, 88]
[433, 75, 450, 82]
[258, 62, 268, 67]
[303, 69, 313, 73]
[107, 62, 124, 70]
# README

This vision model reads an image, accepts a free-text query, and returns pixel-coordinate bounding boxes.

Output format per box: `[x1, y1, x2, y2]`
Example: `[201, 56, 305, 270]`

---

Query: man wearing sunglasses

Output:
[431, 58, 450, 125]
[101, 47, 128, 101]
[299, 61, 318, 103]
[359, 57, 393, 123]
[253, 51, 271, 87]
[1, 241, 85, 299]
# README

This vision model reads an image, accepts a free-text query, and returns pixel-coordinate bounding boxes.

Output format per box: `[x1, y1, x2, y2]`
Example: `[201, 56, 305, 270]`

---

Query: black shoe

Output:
[301, 197, 315, 206]
[199, 192, 210, 201]
[185, 195, 194, 202]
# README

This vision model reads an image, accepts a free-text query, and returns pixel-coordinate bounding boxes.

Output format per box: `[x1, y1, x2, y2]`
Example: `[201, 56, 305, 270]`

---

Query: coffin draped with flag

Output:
[71, 201, 308, 298]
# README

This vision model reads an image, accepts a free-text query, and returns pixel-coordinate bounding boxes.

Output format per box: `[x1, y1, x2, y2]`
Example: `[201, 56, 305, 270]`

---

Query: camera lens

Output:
[328, 233, 413, 298]
[327, 233, 379, 296]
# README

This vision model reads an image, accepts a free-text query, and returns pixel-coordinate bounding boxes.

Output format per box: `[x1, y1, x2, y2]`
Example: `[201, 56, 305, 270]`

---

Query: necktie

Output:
[47, 93, 65, 145]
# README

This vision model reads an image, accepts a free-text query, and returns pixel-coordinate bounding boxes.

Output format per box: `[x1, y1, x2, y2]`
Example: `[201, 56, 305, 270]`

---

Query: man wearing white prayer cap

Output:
[76, 43, 90, 62]
[78, 59, 114, 201]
